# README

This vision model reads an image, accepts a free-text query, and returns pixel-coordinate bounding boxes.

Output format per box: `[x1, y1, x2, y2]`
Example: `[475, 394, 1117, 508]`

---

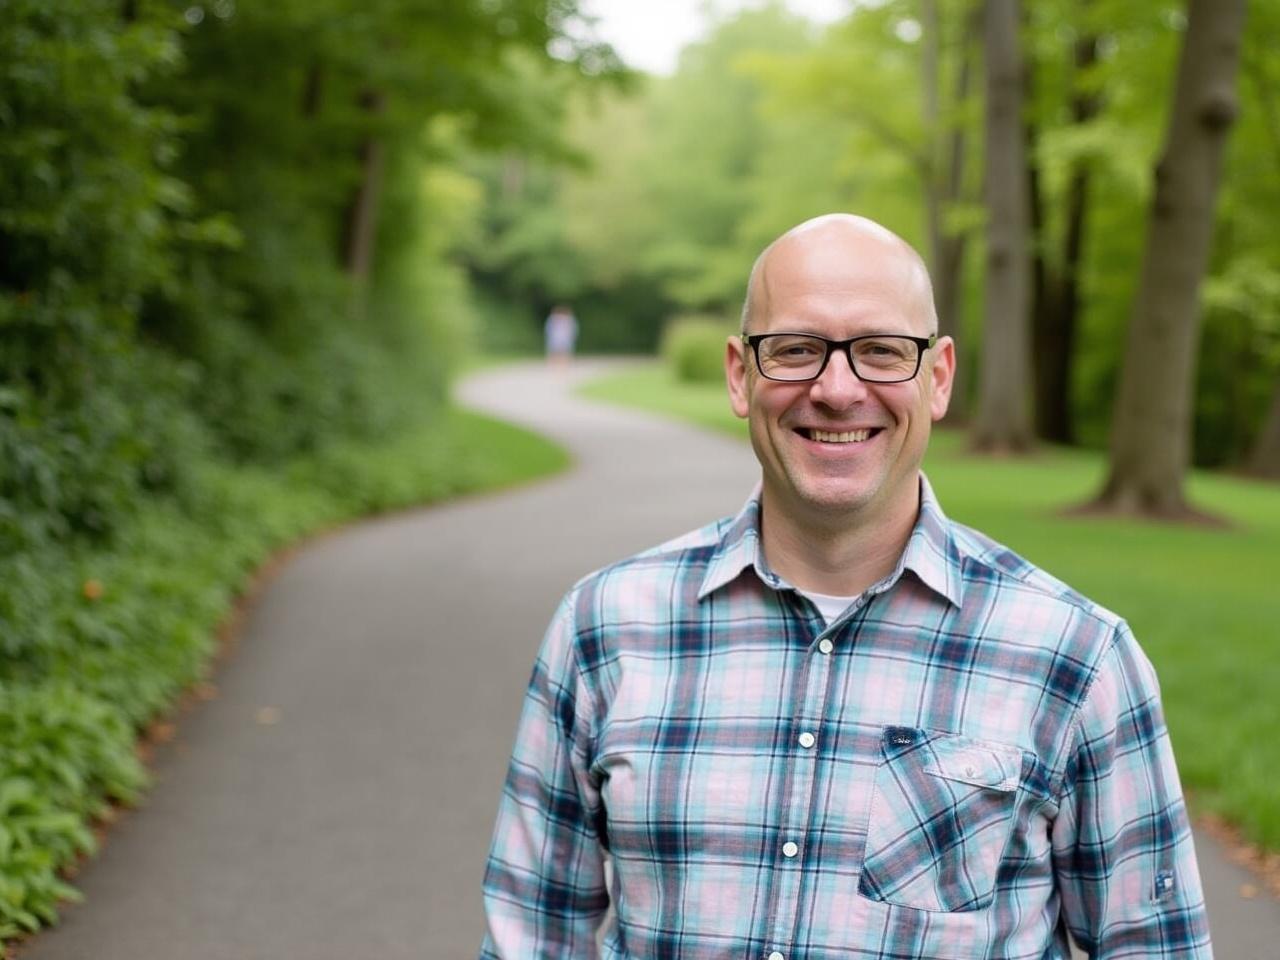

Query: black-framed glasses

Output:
[741, 332, 937, 383]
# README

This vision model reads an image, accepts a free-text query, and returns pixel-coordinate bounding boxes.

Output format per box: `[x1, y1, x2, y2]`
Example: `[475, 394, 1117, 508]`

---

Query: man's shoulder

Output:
[564, 515, 736, 608]
[947, 518, 1124, 633]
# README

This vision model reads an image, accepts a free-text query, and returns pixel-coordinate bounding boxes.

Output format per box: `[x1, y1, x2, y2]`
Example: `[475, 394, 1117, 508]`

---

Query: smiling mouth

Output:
[801, 427, 879, 444]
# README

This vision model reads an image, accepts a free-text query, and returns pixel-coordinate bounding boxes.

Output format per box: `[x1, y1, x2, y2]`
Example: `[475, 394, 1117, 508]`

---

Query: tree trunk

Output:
[926, 0, 972, 343]
[972, 0, 1034, 453]
[923, 0, 944, 322]
[341, 90, 386, 314]
[1092, 0, 1246, 516]
[1026, 100, 1053, 426]
[301, 62, 324, 118]
[1030, 22, 1099, 446]
[343, 135, 385, 277]
[923, 0, 975, 423]
[1248, 377, 1280, 480]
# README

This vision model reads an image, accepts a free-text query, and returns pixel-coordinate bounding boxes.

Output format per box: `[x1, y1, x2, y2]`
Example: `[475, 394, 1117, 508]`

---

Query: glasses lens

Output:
[757, 334, 828, 380]
[851, 336, 920, 382]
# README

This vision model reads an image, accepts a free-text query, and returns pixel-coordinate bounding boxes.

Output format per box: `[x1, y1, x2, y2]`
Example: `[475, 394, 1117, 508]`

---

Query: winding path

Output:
[19, 360, 1279, 958]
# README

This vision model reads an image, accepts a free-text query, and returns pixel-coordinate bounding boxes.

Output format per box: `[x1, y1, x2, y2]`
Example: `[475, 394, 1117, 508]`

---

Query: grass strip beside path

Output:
[580, 363, 1280, 854]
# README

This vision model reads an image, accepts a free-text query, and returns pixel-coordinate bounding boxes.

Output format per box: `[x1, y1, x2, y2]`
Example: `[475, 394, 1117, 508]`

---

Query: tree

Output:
[1249, 377, 1280, 478]
[1026, 1, 1101, 444]
[1091, 0, 1247, 516]
[922, 0, 978, 350]
[972, 0, 1034, 452]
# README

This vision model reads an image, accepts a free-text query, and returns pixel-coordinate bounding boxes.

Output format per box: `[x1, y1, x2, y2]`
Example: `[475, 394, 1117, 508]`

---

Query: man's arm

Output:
[1051, 623, 1213, 958]
[480, 595, 609, 959]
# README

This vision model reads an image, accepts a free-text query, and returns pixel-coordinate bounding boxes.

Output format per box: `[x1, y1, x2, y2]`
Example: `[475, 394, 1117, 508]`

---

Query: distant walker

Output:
[544, 303, 578, 367]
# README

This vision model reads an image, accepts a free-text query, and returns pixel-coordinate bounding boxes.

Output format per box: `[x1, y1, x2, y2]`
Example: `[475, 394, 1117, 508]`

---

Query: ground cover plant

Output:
[579, 362, 1280, 852]
[0, 410, 567, 940]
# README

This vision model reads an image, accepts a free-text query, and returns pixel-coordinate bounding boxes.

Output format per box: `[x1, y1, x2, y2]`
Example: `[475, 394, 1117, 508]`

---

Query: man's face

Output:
[726, 226, 954, 530]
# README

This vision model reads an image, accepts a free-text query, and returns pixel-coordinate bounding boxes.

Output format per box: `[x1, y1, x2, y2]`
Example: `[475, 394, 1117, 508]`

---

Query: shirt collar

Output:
[697, 474, 963, 608]
[899, 474, 963, 607]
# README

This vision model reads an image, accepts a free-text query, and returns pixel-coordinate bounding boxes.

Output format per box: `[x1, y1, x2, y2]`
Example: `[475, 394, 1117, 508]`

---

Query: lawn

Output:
[580, 363, 1280, 852]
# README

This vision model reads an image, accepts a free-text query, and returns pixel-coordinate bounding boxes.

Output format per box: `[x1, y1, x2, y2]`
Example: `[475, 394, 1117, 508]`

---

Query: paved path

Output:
[18, 360, 1280, 958]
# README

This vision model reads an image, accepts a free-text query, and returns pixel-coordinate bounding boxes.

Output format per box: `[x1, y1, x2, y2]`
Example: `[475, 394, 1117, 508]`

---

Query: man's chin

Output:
[784, 481, 878, 520]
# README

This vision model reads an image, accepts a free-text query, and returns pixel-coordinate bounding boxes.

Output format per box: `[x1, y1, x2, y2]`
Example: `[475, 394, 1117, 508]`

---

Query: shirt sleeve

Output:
[1051, 622, 1213, 958]
[479, 592, 609, 959]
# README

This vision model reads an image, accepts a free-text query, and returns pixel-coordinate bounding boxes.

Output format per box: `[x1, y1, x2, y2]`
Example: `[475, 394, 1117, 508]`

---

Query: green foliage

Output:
[0, 316, 207, 551]
[0, 777, 90, 938]
[462, 3, 835, 351]
[0, 0, 202, 550]
[0, 0, 185, 299]
[661, 315, 734, 384]
[0, 681, 144, 937]
[472, 288, 543, 356]
[1, 0, 608, 941]
[1, 0, 608, 525]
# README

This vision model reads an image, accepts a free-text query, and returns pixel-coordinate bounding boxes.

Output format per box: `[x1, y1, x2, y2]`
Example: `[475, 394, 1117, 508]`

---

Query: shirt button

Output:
[818, 638, 834, 654]
[768, 953, 785, 960]
[782, 841, 799, 858]
[798, 731, 816, 749]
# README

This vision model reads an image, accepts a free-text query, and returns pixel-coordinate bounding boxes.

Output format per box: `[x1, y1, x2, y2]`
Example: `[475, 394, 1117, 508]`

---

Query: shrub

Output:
[0, 683, 144, 938]
[661, 315, 734, 384]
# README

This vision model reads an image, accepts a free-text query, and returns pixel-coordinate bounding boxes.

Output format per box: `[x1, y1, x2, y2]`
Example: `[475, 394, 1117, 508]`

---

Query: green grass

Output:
[0, 407, 568, 940]
[580, 362, 1280, 852]
[580, 364, 750, 440]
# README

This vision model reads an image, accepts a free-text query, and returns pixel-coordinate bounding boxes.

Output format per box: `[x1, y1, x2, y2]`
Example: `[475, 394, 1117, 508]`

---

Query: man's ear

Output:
[928, 335, 956, 422]
[726, 336, 750, 419]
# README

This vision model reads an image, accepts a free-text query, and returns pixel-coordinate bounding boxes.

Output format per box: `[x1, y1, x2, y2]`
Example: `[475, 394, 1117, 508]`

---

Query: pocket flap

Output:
[927, 740, 1021, 792]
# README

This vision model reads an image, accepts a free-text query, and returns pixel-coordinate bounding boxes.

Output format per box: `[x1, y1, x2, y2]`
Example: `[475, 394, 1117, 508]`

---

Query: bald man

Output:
[480, 215, 1211, 959]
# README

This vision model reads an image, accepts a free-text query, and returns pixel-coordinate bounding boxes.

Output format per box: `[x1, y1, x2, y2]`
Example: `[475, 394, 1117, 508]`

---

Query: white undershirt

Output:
[797, 589, 860, 626]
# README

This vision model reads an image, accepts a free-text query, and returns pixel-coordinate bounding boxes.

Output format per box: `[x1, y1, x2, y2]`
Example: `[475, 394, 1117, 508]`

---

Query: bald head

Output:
[740, 214, 937, 334]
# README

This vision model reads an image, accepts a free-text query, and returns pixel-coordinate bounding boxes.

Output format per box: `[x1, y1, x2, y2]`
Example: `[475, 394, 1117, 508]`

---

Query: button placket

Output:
[769, 638, 833, 952]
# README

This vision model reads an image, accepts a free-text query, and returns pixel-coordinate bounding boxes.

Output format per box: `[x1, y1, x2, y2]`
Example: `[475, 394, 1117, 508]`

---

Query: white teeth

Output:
[810, 428, 871, 443]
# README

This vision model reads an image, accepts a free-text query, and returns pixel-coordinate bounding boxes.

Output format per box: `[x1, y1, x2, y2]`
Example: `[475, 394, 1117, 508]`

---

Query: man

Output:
[480, 214, 1212, 958]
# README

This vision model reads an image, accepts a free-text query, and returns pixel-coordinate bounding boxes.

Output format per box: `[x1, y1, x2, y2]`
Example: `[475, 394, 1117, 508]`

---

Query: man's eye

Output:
[860, 341, 908, 359]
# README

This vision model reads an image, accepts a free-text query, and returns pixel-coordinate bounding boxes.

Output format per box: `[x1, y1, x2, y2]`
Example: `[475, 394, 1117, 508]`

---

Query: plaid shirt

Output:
[480, 478, 1212, 959]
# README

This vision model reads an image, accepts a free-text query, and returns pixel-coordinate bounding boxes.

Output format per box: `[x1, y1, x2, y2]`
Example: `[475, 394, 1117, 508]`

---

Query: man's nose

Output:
[809, 348, 869, 407]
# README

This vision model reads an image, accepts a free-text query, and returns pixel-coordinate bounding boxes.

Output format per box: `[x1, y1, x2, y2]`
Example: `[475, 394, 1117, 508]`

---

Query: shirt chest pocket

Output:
[858, 726, 1024, 913]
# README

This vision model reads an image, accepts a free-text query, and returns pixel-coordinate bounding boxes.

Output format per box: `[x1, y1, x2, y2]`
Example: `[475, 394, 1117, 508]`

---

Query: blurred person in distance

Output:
[544, 303, 578, 368]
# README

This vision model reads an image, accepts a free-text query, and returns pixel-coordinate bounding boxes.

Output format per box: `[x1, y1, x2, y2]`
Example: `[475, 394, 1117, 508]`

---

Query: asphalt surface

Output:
[18, 359, 1280, 959]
